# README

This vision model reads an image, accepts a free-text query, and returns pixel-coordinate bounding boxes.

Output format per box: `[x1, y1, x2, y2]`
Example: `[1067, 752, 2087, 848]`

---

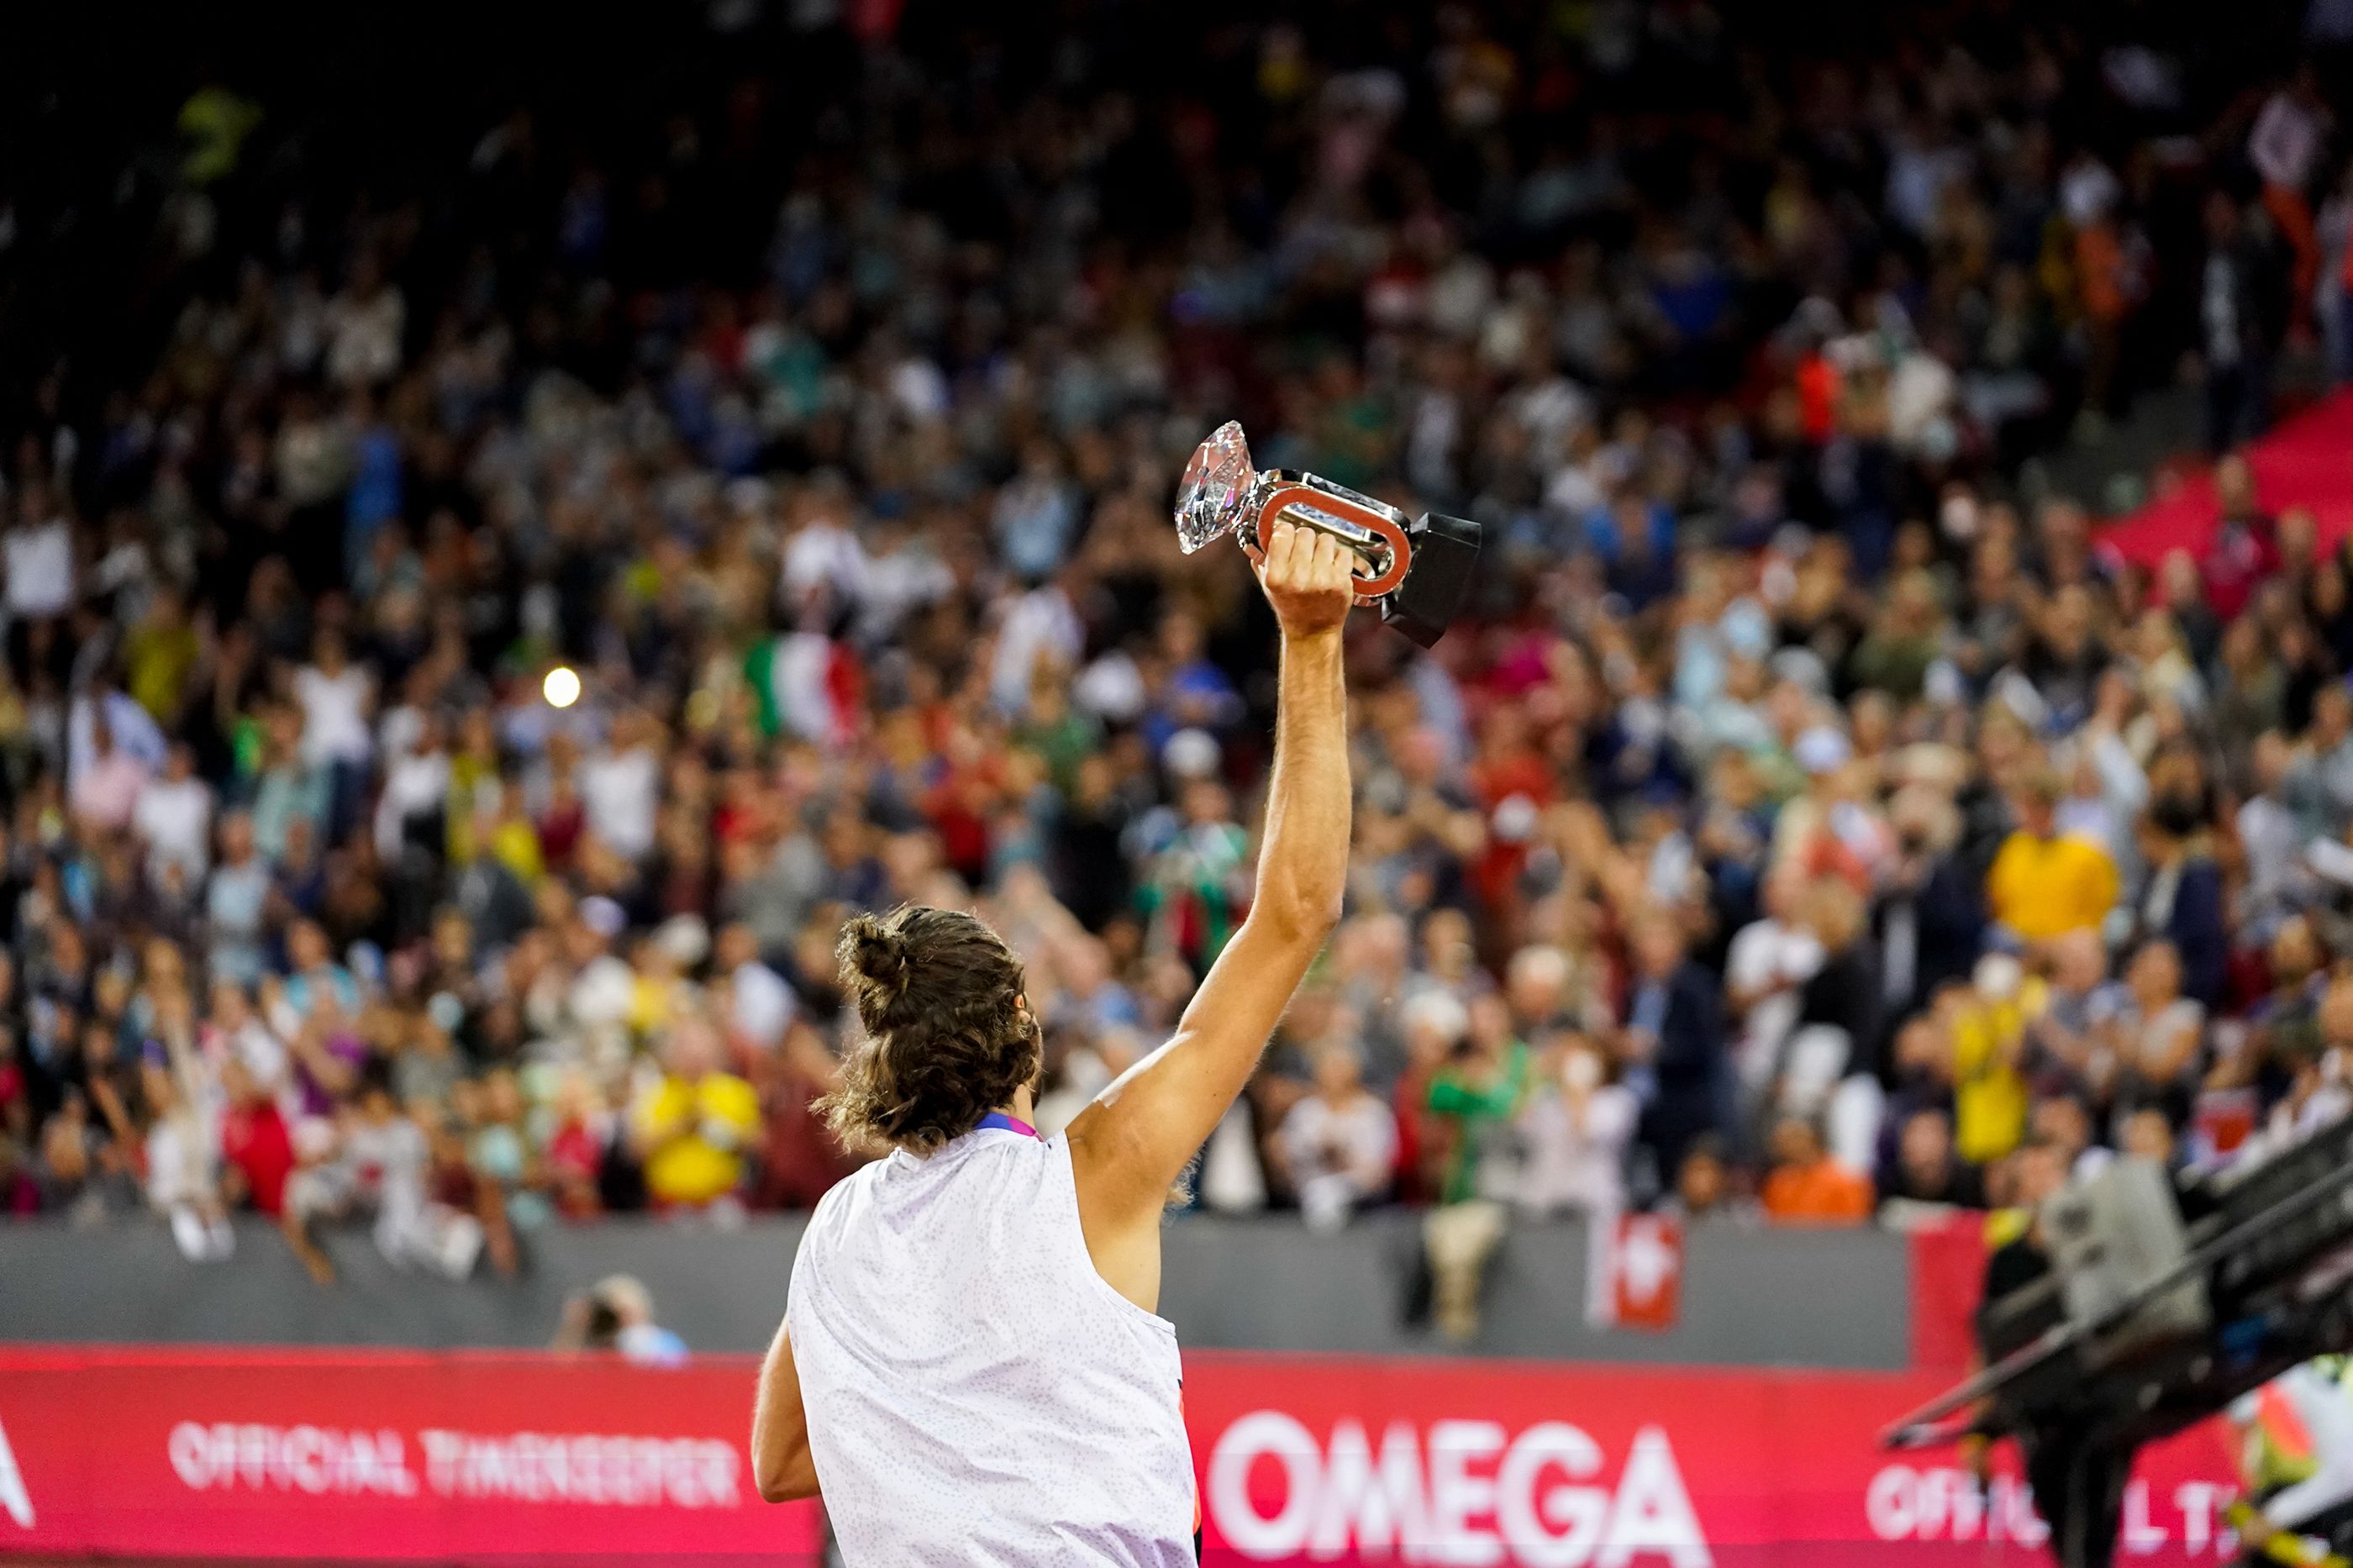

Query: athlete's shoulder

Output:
[802, 1150, 889, 1238]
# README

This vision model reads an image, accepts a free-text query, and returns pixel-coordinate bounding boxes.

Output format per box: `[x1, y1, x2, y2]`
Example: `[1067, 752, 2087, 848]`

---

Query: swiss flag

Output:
[1586, 1212, 1684, 1333]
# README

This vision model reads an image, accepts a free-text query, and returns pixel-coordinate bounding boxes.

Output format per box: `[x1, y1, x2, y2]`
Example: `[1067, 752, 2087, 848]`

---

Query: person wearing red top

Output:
[708, 764, 761, 846]
[2198, 454, 2278, 624]
[217, 1059, 296, 1218]
[1795, 349, 1840, 445]
[0, 1056, 24, 1139]
[1391, 990, 1471, 1207]
[920, 715, 1008, 883]
[543, 1070, 611, 1219]
[752, 1023, 860, 1211]
[1466, 706, 1554, 914]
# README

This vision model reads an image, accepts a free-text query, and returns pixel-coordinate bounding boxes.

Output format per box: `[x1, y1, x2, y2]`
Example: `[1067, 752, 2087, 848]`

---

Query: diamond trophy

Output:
[1174, 422, 1481, 648]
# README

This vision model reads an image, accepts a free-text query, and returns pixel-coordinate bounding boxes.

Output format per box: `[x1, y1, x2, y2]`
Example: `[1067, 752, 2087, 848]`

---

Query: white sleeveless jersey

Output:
[787, 1123, 1197, 1565]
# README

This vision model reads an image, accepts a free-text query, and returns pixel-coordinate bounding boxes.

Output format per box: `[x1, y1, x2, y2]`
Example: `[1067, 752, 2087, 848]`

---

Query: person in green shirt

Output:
[1421, 992, 1533, 1339]
[1424, 993, 1534, 1205]
[1013, 671, 1101, 797]
[1846, 570, 1946, 702]
[1138, 779, 1252, 975]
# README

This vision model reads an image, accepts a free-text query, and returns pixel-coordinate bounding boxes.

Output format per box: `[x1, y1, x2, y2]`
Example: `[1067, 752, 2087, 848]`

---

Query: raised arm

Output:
[1068, 521, 1355, 1299]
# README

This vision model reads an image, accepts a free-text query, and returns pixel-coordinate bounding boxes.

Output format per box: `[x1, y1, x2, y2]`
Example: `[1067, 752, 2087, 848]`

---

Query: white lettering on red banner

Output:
[158, 1421, 740, 1511]
[169, 1423, 419, 1497]
[0, 1416, 32, 1530]
[1864, 1465, 2045, 1547]
[415, 1429, 740, 1507]
[1865, 1466, 2240, 1560]
[1207, 1411, 1710, 1565]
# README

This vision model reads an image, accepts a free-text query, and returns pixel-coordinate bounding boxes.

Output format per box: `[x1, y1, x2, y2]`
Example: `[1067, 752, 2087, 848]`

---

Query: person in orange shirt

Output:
[1760, 1115, 1874, 1225]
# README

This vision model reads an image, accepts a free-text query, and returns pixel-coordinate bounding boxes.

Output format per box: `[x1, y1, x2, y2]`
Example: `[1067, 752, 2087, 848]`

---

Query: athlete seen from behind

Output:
[750, 519, 1359, 1565]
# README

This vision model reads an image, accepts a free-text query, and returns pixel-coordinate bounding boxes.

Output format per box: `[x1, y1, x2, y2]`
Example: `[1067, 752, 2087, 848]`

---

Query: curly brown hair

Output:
[817, 905, 1041, 1155]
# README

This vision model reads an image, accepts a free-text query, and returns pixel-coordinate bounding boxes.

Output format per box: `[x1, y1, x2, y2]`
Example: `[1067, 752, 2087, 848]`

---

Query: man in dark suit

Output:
[2132, 797, 2228, 1011]
[1621, 912, 1731, 1183]
[2198, 191, 2288, 456]
[1876, 824, 1987, 1023]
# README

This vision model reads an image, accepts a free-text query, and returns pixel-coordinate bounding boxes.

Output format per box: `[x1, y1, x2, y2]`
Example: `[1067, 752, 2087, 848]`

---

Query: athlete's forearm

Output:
[1250, 628, 1349, 939]
[750, 1320, 820, 1503]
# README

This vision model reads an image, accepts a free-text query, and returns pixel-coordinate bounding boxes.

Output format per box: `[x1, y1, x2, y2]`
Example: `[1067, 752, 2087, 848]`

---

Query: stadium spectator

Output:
[2098, 941, 2207, 1135]
[1420, 992, 1529, 1339]
[142, 1054, 234, 1262]
[1516, 1033, 1638, 1218]
[1273, 1044, 1398, 1230]
[1879, 1107, 1984, 1220]
[1985, 770, 2120, 943]
[1620, 913, 1730, 1185]
[1759, 1116, 1874, 1226]
[2198, 193, 2292, 455]
[554, 1273, 689, 1366]
[627, 1018, 761, 1213]
[217, 1057, 296, 1220]
[1661, 1137, 1756, 1225]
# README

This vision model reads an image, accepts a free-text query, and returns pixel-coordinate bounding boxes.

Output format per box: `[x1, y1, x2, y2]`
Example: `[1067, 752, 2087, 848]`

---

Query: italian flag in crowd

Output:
[745, 631, 862, 749]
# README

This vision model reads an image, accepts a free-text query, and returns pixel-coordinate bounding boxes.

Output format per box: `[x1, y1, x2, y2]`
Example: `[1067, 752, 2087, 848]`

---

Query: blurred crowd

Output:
[5, 0, 2353, 1297]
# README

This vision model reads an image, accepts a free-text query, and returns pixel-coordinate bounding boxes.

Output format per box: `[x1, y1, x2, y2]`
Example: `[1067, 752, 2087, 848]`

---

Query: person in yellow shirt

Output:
[628, 1020, 762, 1208]
[1945, 953, 2050, 1166]
[120, 587, 200, 723]
[1985, 769, 2119, 942]
[177, 81, 263, 186]
[483, 780, 546, 887]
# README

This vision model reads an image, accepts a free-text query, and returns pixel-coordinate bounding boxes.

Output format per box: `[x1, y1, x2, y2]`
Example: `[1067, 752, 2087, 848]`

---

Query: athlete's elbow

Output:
[754, 1450, 817, 1504]
[1257, 889, 1344, 945]
[750, 1421, 817, 1503]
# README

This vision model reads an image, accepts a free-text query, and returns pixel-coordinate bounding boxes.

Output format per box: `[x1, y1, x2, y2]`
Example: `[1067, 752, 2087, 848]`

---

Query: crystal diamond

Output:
[1173, 421, 1257, 554]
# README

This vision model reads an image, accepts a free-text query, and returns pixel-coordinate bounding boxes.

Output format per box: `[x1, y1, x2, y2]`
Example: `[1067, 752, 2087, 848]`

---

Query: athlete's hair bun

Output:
[840, 913, 912, 1002]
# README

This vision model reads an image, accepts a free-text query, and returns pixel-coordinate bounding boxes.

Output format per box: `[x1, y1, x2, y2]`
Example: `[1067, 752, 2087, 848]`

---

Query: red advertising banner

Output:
[0, 1345, 822, 1562]
[0, 1344, 2249, 1565]
[1182, 1355, 2245, 1567]
[1908, 1214, 1994, 1372]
